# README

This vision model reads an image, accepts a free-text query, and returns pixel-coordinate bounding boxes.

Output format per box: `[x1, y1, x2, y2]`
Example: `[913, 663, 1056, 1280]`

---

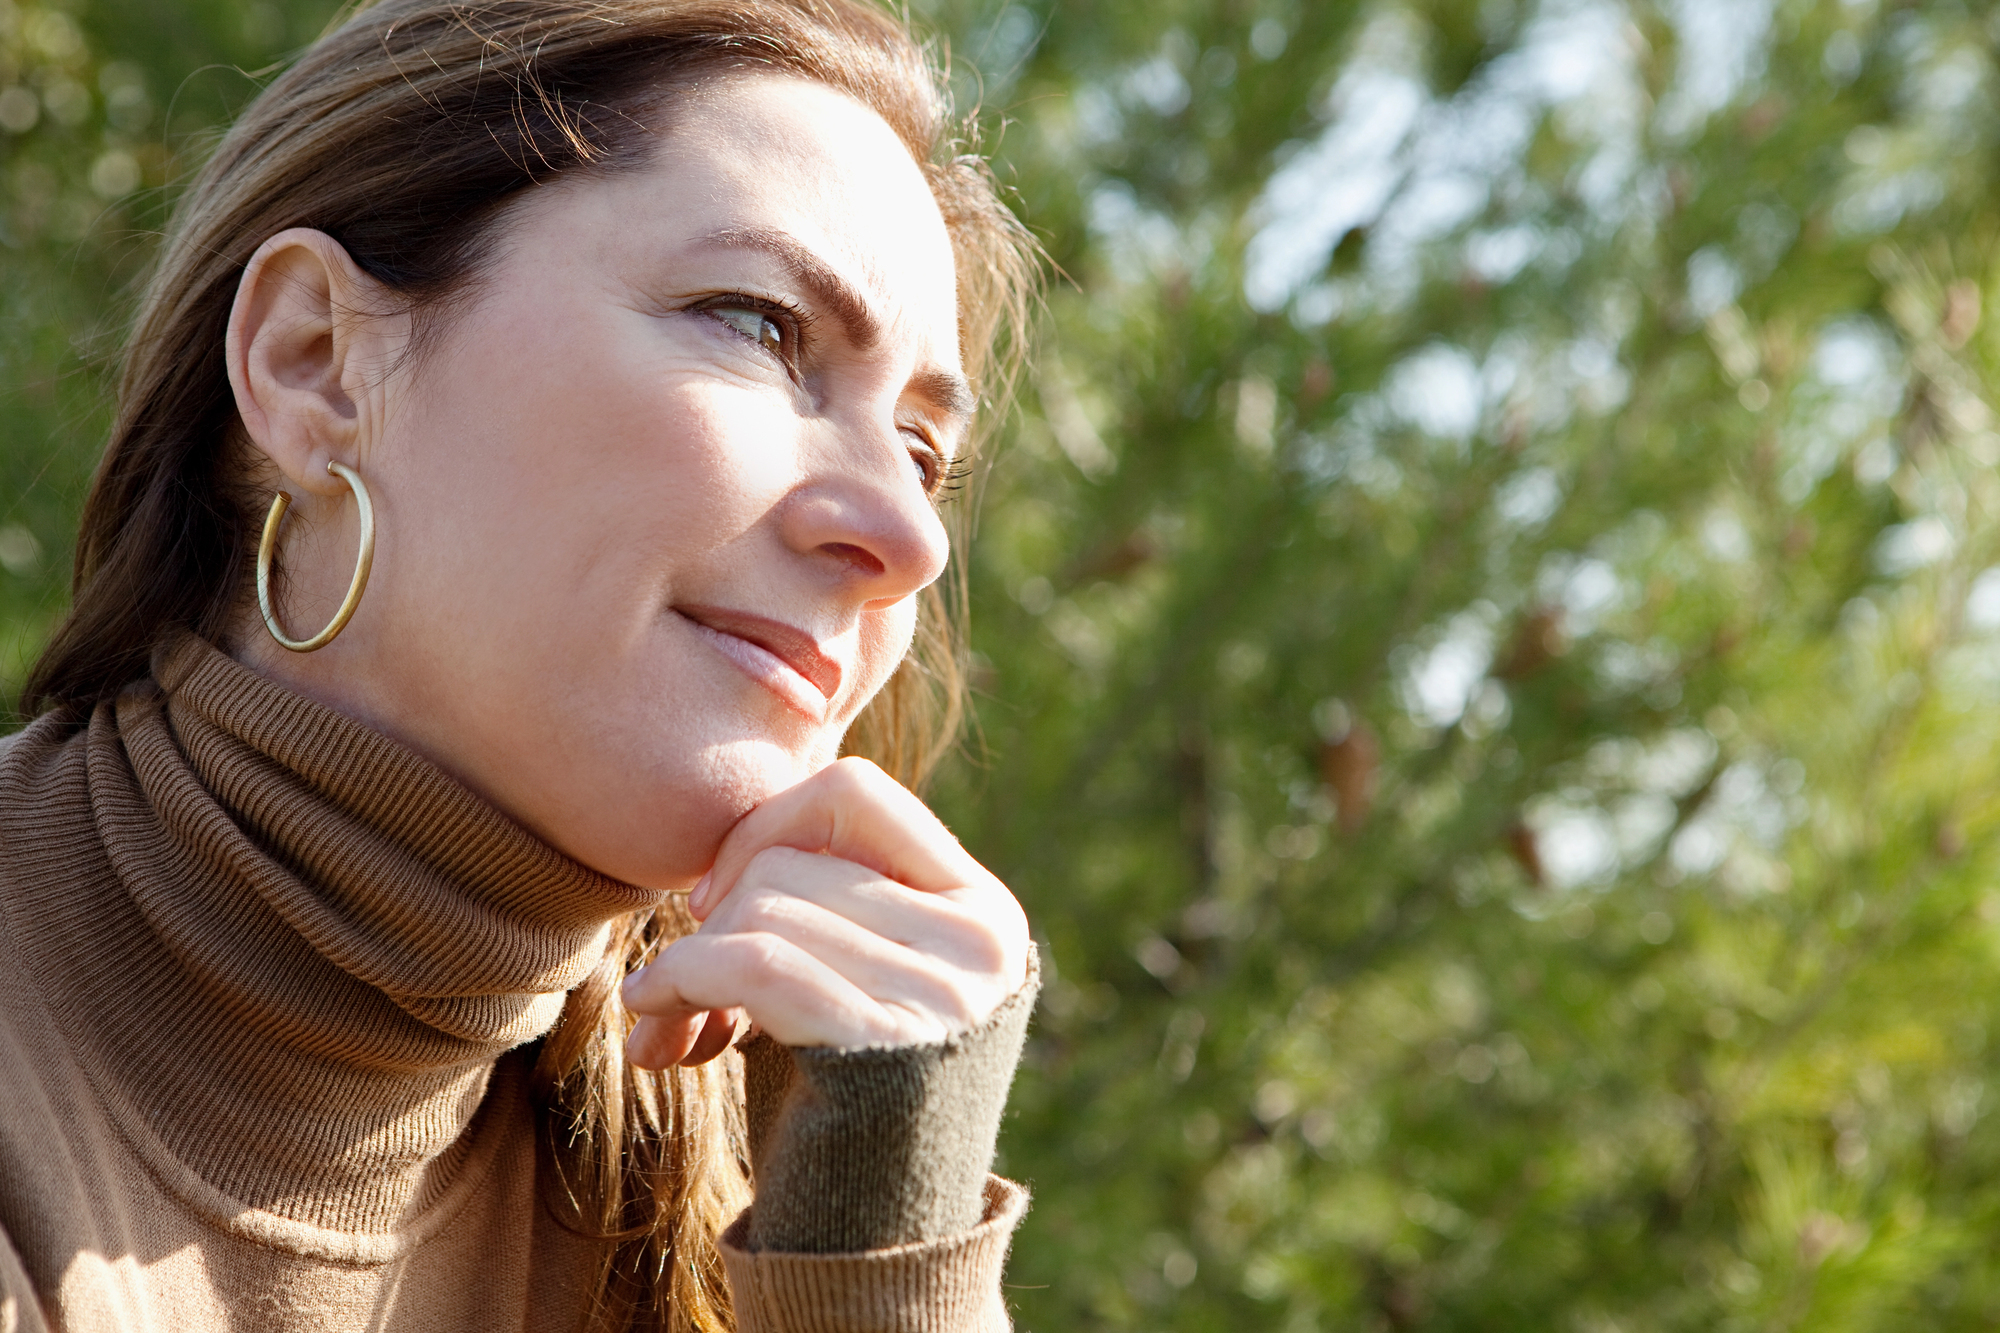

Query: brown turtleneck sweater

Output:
[0, 635, 1032, 1332]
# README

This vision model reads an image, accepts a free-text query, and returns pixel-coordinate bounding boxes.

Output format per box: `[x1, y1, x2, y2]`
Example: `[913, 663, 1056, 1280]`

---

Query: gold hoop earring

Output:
[256, 459, 375, 653]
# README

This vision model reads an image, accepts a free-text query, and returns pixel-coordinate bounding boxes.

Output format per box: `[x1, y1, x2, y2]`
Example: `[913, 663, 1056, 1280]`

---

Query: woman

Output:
[0, 0, 1041, 1329]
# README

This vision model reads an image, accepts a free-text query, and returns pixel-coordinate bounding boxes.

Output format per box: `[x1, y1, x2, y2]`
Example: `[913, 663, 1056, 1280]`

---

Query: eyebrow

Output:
[908, 366, 979, 424]
[692, 225, 977, 430]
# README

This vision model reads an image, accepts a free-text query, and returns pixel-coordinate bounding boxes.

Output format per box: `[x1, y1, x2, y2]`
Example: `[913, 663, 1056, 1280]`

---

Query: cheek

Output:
[652, 383, 802, 495]
[396, 328, 797, 590]
[488, 312, 763, 482]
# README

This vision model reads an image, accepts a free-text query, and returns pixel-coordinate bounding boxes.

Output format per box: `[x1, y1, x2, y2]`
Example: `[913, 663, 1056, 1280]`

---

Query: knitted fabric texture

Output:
[740, 952, 1039, 1253]
[0, 633, 1031, 1332]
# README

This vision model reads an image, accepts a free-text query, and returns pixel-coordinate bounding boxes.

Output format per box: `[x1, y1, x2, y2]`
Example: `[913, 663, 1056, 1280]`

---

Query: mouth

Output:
[673, 604, 843, 719]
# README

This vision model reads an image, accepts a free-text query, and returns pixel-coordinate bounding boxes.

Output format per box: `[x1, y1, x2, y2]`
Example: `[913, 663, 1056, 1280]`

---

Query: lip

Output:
[674, 604, 844, 717]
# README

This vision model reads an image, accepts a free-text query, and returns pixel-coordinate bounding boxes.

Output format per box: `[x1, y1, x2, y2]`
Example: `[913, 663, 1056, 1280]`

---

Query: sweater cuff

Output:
[720, 1176, 1029, 1333]
[740, 949, 1040, 1254]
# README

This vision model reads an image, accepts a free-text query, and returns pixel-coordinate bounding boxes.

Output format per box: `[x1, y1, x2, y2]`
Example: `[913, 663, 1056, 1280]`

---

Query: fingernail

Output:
[689, 872, 713, 914]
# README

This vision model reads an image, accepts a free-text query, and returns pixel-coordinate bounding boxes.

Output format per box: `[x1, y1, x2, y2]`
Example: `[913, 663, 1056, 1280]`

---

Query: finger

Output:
[697, 880, 994, 1023]
[708, 845, 1007, 966]
[679, 1006, 742, 1067]
[693, 757, 992, 918]
[622, 930, 931, 1047]
[626, 1009, 703, 1070]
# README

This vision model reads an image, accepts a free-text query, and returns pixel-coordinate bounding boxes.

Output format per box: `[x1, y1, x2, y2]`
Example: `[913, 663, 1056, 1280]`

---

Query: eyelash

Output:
[896, 421, 975, 503]
[937, 455, 974, 500]
[704, 291, 970, 503]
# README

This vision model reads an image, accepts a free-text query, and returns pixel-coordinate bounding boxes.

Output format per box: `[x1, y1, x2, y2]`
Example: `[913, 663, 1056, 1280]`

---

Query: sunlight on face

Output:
[348, 74, 966, 888]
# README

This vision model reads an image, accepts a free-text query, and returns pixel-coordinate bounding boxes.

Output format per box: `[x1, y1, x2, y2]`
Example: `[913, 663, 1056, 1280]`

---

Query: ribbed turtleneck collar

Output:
[5, 633, 657, 1234]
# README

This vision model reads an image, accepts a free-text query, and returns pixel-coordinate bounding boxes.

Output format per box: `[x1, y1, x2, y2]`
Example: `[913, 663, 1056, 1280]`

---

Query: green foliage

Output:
[926, 1, 2000, 1328]
[13, 0, 2000, 1329]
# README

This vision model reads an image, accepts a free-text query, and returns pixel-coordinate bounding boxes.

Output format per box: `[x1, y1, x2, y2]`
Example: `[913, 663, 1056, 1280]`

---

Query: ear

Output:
[225, 228, 396, 498]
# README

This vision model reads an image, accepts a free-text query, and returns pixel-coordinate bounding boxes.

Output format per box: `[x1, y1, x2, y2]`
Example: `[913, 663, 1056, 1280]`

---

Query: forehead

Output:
[640, 73, 960, 357]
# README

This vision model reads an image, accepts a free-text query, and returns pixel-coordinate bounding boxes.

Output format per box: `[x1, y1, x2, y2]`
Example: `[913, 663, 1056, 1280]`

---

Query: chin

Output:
[620, 736, 833, 885]
[700, 735, 823, 806]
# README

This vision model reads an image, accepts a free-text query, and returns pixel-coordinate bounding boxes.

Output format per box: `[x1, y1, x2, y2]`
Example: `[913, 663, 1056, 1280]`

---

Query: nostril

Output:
[819, 541, 885, 578]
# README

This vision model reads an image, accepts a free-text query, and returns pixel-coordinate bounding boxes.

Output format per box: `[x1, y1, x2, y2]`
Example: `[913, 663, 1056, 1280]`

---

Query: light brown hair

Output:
[24, 1, 1037, 1327]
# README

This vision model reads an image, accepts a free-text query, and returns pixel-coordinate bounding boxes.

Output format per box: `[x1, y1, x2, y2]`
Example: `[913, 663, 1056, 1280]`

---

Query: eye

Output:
[710, 304, 788, 358]
[903, 427, 971, 500]
[901, 427, 941, 486]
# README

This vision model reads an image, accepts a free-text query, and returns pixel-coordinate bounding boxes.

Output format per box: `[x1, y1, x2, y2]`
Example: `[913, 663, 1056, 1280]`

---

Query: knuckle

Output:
[829, 756, 901, 806]
[931, 897, 1026, 977]
[734, 891, 798, 935]
[938, 978, 985, 1030]
[831, 755, 886, 785]
[821, 759, 870, 798]
[730, 931, 792, 985]
[898, 956, 985, 1033]
[955, 925, 1012, 976]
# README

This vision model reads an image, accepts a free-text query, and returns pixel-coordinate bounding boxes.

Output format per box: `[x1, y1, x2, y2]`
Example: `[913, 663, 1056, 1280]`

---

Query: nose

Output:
[778, 427, 951, 606]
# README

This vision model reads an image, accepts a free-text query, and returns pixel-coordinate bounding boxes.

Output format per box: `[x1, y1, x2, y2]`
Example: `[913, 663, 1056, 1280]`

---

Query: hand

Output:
[620, 757, 1030, 1069]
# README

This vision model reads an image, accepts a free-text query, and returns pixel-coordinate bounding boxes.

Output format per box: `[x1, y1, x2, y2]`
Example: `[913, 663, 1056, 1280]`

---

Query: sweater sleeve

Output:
[718, 951, 1039, 1332]
[0, 1224, 51, 1333]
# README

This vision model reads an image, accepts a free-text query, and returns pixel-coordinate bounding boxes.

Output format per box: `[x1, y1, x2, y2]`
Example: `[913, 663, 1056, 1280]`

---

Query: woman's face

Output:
[242, 74, 967, 889]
